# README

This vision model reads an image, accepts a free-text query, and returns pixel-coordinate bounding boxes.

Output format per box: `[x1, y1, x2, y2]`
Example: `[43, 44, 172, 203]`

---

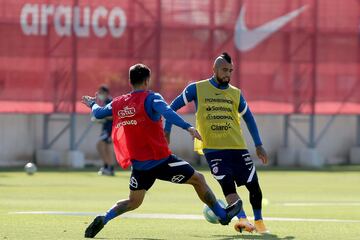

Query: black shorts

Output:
[129, 154, 195, 191]
[204, 149, 258, 188]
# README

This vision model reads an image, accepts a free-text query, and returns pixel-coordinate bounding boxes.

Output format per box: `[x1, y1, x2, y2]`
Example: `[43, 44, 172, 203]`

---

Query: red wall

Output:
[0, 0, 359, 114]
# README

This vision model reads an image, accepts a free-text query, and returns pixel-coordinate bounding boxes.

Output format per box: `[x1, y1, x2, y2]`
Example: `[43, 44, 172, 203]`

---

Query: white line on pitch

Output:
[10, 211, 99, 216]
[281, 202, 360, 206]
[8, 211, 360, 223]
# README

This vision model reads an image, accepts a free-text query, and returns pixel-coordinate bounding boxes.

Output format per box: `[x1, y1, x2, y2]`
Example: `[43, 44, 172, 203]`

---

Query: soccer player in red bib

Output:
[81, 64, 242, 238]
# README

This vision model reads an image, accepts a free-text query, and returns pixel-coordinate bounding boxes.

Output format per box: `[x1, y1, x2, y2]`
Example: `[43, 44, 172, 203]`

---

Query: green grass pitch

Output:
[1, 167, 360, 239]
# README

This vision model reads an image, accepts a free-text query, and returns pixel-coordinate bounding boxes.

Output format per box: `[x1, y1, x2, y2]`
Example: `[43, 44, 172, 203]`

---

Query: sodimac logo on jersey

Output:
[20, 4, 127, 38]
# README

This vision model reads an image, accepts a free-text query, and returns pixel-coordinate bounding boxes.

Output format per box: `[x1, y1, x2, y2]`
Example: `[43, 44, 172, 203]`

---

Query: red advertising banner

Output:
[0, 0, 359, 114]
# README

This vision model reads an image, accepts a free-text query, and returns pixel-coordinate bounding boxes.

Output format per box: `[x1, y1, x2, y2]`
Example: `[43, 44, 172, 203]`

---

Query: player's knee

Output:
[220, 179, 237, 197]
[225, 193, 241, 205]
[196, 172, 206, 183]
[126, 197, 143, 210]
[126, 200, 141, 210]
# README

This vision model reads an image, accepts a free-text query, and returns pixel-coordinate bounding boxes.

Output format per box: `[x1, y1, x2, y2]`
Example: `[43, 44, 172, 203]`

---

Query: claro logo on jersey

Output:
[211, 123, 232, 131]
[20, 4, 127, 38]
[118, 106, 135, 118]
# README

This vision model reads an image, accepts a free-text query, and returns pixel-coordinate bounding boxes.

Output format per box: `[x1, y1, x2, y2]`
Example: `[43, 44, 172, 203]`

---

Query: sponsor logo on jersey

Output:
[116, 120, 137, 127]
[204, 98, 233, 105]
[206, 114, 233, 121]
[206, 106, 232, 112]
[211, 123, 232, 131]
[118, 106, 136, 118]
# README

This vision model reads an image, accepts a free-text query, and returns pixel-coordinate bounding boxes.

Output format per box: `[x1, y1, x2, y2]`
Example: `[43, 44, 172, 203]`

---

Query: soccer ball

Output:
[24, 162, 37, 175]
[203, 199, 227, 224]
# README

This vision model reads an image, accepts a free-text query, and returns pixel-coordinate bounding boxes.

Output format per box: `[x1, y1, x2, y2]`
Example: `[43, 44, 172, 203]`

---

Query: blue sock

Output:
[237, 209, 247, 219]
[210, 202, 227, 220]
[104, 208, 118, 224]
[253, 209, 262, 220]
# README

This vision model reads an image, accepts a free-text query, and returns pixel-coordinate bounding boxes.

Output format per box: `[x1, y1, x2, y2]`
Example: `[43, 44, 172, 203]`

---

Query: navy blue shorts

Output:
[204, 149, 258, 194]
[129, 155, 195, 191]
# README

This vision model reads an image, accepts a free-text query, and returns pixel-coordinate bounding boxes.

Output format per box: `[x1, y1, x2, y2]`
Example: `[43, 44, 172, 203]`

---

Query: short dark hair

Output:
[98, 84, 110, 93]
[129, 64, 151, 86]
[220, 52, 232, 64]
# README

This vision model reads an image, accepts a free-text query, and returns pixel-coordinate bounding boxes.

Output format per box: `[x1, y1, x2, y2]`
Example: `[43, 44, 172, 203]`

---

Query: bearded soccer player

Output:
[165, 53, 269, 234]
[81, 63, 242, 238]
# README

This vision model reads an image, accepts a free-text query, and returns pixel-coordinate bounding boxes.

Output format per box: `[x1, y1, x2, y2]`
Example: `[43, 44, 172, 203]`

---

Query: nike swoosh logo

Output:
[234, 4, 308, 52]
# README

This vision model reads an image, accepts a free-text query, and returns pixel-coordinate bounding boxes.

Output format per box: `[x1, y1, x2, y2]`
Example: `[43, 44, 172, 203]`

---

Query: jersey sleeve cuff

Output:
[183, 123, 192, 130]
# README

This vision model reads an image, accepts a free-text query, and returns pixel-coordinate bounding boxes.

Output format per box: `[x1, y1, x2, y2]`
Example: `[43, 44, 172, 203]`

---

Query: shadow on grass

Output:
[210, 233, 295, 240]
[95, 238, 165, 240]
[129, 238, 166, 240]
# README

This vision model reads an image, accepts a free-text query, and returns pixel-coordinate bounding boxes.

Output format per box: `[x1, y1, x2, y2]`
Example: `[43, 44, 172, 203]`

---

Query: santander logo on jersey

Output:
[20, 4, 127, 38]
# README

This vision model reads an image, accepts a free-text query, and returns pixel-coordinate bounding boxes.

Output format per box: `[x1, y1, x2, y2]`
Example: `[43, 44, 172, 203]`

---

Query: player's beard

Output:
[217, 76, 230, 87]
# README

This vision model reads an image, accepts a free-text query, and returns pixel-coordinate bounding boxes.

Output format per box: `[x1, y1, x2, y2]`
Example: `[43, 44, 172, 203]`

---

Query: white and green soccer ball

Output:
[203, 199, 227, 224]
[24, 162, 37, 175]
